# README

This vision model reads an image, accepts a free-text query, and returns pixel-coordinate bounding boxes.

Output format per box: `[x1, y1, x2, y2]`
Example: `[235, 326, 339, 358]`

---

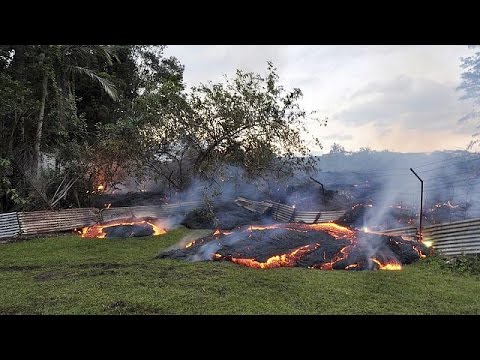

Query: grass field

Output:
[1, 227, 479, 315]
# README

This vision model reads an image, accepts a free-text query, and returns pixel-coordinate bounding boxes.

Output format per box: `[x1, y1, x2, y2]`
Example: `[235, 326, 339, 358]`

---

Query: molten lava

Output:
[371, 258, 402, 270]
[160, 221, 427, 271]
[315, 245, 353, 270]
[80, 217, 167, 238]
[221, 243, 321, 269]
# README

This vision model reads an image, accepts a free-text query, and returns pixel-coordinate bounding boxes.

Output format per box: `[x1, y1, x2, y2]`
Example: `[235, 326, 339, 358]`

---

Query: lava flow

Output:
[371, 258, 402, 270]
[221, 243, 321, 269]
[158, 222, 429, 271]
[240, 223, 355, 239]
[80, 217, 167, 238]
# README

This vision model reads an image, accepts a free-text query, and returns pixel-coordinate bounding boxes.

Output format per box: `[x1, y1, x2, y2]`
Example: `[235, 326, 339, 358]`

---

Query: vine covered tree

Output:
[127, 62, 324, 192]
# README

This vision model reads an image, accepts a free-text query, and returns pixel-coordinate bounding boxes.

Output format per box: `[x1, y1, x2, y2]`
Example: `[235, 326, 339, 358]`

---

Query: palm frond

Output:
[98, 45, 120, 65]
[71, 66, 119, 101]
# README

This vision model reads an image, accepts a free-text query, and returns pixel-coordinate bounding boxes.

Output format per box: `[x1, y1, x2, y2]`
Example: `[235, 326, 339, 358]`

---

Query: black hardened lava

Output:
[157, 223, 429, 270]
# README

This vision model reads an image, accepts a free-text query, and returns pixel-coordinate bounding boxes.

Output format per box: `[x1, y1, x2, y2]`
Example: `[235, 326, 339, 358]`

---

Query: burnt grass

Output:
[158, 226, 428, 270]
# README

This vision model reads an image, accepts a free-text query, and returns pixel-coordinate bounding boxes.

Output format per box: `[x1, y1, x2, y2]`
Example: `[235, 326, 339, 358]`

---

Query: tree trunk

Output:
[73, 189, 81, 208]
[33, 65, 48, 178]
[20, 116, 24, 144]
[8, 109, 20, 157]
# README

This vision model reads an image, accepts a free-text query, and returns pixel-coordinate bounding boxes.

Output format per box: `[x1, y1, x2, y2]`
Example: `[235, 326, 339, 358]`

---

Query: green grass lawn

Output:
[1, 227, 479, 314]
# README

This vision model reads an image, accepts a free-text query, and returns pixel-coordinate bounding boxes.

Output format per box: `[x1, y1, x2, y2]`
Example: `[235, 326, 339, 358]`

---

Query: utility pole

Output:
[410, 168, 424, 240]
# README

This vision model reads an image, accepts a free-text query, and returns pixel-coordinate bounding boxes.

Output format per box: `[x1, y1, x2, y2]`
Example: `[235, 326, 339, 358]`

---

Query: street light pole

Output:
[410, 168, 424, 240]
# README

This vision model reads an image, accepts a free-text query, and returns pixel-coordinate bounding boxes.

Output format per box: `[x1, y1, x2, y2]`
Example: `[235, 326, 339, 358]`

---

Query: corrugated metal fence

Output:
[234, 197, 347, 224]
[2, 200, 480, 257]
[378, 219, 480, 256]
[423, 219, 480, 256]
[0, 201, 205, 239]
[100, 201, 204, 222]
[0, 212, 20, 239]
[17, 208, 99, 236]
[268, 202, 346, 223]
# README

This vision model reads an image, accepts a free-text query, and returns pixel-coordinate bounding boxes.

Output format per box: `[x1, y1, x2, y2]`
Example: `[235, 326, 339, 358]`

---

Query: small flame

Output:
[213, 253, 223, 260]
[371, 258, 402, 271]
[363, 226, 369, 233]
[97, 184, 105, 192]
[213, 229, 233, 236]
[422, 240, 433, 248]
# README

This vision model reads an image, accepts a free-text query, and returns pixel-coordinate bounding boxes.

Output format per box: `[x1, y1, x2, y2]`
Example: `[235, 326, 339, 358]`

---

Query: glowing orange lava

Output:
[412, 244, 427, 259]
[179, 221, 418, 271]
[371, 258, 402, 271]
[220, 243, 321, 269]
[185, 240, 195, 248]
[345, 264, 359, 270]
[80, 218, 167, 238]
[316, 245, 353, 270]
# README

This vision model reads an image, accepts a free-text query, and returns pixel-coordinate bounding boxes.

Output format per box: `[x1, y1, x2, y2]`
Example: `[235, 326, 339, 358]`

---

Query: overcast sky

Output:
[164, 45, 477, 154]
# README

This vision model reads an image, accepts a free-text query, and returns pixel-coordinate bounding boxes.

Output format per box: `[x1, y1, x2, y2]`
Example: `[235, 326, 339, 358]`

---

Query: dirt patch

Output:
[104, 300, 161, 314]
[73, 263, 127, 270]
[108, 300, 127, 310]
[0, 265, 42, 272]
[33, 271, 65, 281]
[31, 263, 128, 282]
[0, 306, 40, 315]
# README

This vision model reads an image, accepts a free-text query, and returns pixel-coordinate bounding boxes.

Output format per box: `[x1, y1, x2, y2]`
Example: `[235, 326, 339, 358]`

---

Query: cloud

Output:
[334, 76, 476, 134]
[164, 45, 477, 152]
[164, 45, 288, 86]
[322, 134, 353, 141]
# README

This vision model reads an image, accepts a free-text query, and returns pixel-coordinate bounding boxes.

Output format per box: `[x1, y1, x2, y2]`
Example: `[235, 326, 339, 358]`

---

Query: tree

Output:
[458, 46, 480, 149]
[458, 46, 480, 105]
[358, 147, 372, 153]
[329, 142, 346, 154]
[130, 62, 323, 191]
[81, 46, 188, 193]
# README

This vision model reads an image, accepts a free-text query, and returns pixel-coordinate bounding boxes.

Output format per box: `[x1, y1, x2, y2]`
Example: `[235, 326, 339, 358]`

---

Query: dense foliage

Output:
[0, 46, 321, 211]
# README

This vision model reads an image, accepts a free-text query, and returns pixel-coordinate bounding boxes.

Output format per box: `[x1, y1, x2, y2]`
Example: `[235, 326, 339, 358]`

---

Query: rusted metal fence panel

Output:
[17, 208, 99, 235]
[236, 197, 346, 224]
[100, 201, 204, 222]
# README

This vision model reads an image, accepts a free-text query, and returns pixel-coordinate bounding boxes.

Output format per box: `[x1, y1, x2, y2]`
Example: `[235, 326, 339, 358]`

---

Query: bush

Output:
[425, 253, 480, 276]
